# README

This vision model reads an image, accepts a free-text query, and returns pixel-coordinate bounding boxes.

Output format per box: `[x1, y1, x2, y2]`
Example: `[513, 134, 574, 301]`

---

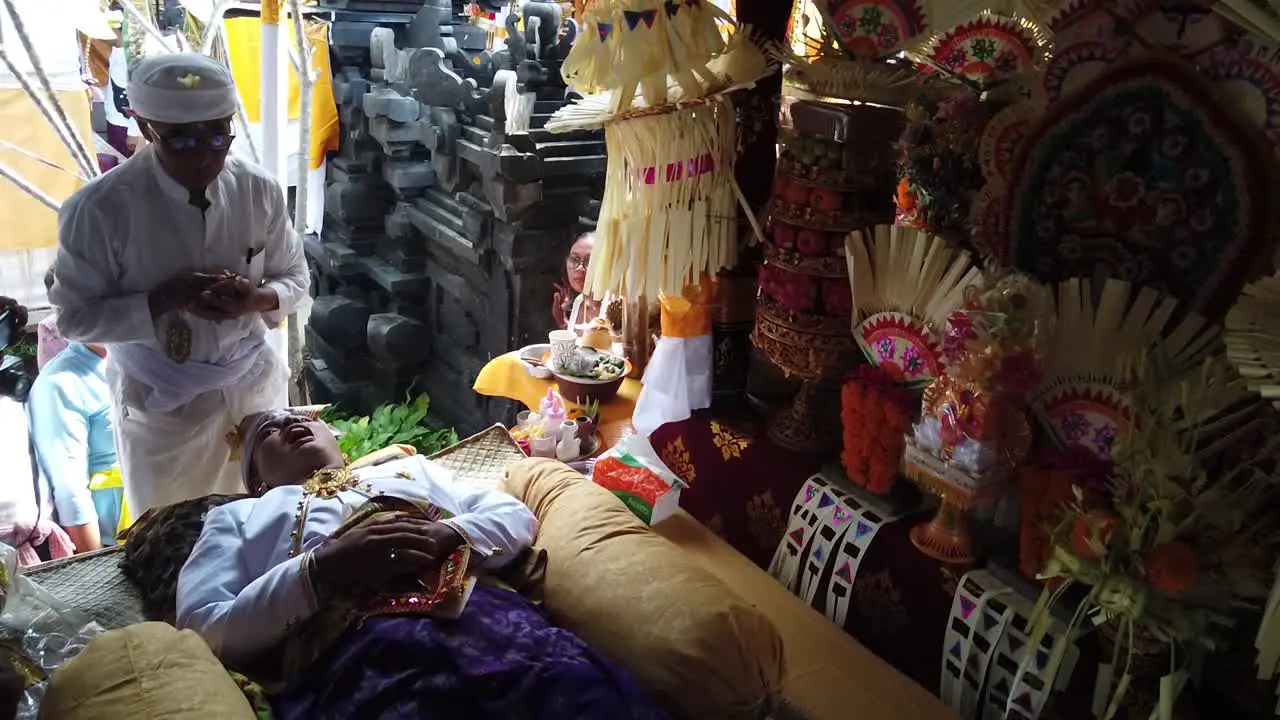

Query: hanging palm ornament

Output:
[551, 0, 771, 301]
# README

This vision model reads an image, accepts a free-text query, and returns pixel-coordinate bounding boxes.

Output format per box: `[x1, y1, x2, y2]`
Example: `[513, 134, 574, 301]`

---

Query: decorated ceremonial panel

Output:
[941, 570, 1080, 720]
[769, 472, 901, 628]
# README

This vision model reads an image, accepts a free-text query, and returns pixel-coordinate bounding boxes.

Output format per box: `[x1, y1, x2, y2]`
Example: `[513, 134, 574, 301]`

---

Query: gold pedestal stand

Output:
[752, 298, 856, 454]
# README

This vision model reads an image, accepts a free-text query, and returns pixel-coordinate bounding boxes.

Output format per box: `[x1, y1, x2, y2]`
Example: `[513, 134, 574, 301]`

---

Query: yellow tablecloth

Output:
[473, 352, 641, 450]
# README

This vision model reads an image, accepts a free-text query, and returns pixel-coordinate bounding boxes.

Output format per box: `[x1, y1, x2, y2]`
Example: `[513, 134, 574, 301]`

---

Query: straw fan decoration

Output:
[1030, 278, 1224, 462]
[846, 224, 982, 387]
[838, 225, 980, 495]
[1225, 276, 1280, 410]
[550, 0, 771, 300]
[911, 10, 1050, 90]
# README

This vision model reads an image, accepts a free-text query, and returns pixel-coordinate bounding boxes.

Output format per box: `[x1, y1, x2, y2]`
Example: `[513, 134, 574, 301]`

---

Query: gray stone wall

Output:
[308, 1, 603, 434]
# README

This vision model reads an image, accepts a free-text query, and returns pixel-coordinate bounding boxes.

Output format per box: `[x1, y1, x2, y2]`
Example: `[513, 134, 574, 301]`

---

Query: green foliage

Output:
[7, 335, 35, 360]
[323, 394, 459, 460]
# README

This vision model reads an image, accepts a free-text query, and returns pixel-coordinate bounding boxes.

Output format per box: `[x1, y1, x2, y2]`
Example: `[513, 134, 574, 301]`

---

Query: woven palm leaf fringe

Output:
[1225, 276, 1280, 410]
[562, 0, 734, 110]
[1030, 278, 1254, 452]
[844, 225, 982, 329]
[551, 25, 772, 132]
[587, 99, 739, 300]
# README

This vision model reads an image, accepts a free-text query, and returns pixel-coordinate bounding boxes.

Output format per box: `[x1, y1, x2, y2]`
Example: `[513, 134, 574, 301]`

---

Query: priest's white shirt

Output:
[175, 455, 538, 668]
[49, 144, 311, 514]
[50, 143, 309, 368]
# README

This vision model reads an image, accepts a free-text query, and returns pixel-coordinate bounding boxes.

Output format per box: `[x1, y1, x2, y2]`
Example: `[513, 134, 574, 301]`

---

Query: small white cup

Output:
[531, 435, 557, 458]
[548, 330, 577, 371]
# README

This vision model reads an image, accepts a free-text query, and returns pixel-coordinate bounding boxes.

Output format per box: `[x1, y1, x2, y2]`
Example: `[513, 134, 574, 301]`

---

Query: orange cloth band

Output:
[660, 277, 715, 338]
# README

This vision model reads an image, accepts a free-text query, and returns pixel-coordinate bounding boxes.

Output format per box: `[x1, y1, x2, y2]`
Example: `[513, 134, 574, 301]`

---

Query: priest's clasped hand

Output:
[149, 272, 280, 322]
[189, 274, 279, 322]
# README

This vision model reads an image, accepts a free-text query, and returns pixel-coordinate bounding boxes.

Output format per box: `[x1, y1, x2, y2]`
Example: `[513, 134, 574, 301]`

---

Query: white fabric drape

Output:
[1, 246, 57, 308]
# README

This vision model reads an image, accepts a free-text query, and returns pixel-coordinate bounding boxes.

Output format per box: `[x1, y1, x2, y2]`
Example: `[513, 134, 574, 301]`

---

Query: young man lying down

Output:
[176, 409, 667, 719]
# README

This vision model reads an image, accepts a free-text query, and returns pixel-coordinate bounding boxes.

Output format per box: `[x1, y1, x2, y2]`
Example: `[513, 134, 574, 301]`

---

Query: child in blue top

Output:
[26, 343, 121, 551]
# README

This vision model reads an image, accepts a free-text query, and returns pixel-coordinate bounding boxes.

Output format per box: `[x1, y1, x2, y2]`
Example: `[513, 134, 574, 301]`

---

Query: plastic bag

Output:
[0, 544, 104, 719]
[591, 434, 686, 525]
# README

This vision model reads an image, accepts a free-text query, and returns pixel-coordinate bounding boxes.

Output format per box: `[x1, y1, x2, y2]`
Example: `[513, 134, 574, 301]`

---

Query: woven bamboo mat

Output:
[427, 424, 526, 490]
[23, 424, 525, 630]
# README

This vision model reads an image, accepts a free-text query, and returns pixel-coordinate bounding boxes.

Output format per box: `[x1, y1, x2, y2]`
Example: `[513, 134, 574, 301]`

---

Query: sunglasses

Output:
[156, 133, 236, 153]
[567, 255, 589, 270]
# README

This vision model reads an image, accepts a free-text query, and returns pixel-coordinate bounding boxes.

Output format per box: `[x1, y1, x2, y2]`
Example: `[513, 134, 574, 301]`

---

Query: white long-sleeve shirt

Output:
[50, 144, 309, 365]
[175, 455, 538, 667]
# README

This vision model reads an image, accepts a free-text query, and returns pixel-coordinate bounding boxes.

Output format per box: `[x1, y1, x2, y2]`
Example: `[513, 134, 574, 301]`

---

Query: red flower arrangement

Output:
[840, 365, 914, 495]
[1146, 541, 1199, 597]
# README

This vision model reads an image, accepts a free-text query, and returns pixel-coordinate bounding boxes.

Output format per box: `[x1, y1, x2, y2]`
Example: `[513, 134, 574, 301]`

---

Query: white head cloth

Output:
[128, 53, 238, 125]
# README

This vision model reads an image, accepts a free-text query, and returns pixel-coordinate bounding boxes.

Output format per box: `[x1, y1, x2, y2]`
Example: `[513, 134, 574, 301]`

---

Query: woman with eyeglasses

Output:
[552, 232, 622, 334]
[48, 53, 310, 525]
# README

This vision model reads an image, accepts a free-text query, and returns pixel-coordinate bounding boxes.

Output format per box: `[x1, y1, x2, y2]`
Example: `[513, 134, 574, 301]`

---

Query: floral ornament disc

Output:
[1033, 383, 1131, 461]
[856, 311, 941, 387]
[979, 104, 1035, 184]
[1199, 38, 1280, 159]
[815, 0, 929, 60]
[1006, 60, 1276, 318]
[1042, 40, 1118, 102]
[920, 13, 1045, 89]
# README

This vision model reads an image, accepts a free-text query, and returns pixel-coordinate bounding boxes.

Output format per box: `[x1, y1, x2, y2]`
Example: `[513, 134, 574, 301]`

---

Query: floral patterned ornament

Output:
[710, 420, 752, 460]
[812, 0, 930, 59]
[659, 435, 697, 484]
[856, 312, 944, 386]
[915, 11, 1050, 90]
[1003, 58, 1278, 319]
[1031, 382, 1133, 460]
[1200, 36, 1280, 159]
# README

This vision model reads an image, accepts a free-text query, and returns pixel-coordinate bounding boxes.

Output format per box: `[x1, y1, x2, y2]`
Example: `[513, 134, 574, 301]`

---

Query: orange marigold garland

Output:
[840, 365, 914, 495]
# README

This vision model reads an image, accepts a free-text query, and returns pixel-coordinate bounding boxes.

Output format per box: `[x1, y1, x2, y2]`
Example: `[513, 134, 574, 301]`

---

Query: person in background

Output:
[37, 266, 68, 371]
[551, 231, 622, 333]
[26, 338, 122, 553]
[101, 7, 143, 164]
[0, 297, 74, 567]
[50, 53, 310, 520]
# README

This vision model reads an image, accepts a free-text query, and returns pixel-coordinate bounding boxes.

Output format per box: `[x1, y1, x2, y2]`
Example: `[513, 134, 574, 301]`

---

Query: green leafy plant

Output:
[322, 394, 459, 461]
[6, 335, 36, 360]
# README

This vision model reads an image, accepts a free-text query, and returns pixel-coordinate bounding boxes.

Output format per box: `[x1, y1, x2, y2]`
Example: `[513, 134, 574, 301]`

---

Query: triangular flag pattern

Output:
[855, 521, 873, 539]
[788, 528, 805, 547]
[817, 493, 835, 509]
[833, 507, 851, 526]
[1006, 634, 1025, 654]
[959, 596, 976, 619]
[835, 561, 853, 584]
[949, 641, 962, 658]
[982, 612, 1000, 632]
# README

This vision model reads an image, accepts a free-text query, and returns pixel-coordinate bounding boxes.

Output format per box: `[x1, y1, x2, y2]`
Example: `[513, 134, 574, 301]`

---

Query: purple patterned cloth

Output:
[270, 585, 669, 720]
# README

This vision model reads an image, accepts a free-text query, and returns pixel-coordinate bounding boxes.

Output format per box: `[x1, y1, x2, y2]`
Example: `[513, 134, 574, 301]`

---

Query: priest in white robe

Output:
[175, 409, 665, 718]
[49, 53, 310, 517]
